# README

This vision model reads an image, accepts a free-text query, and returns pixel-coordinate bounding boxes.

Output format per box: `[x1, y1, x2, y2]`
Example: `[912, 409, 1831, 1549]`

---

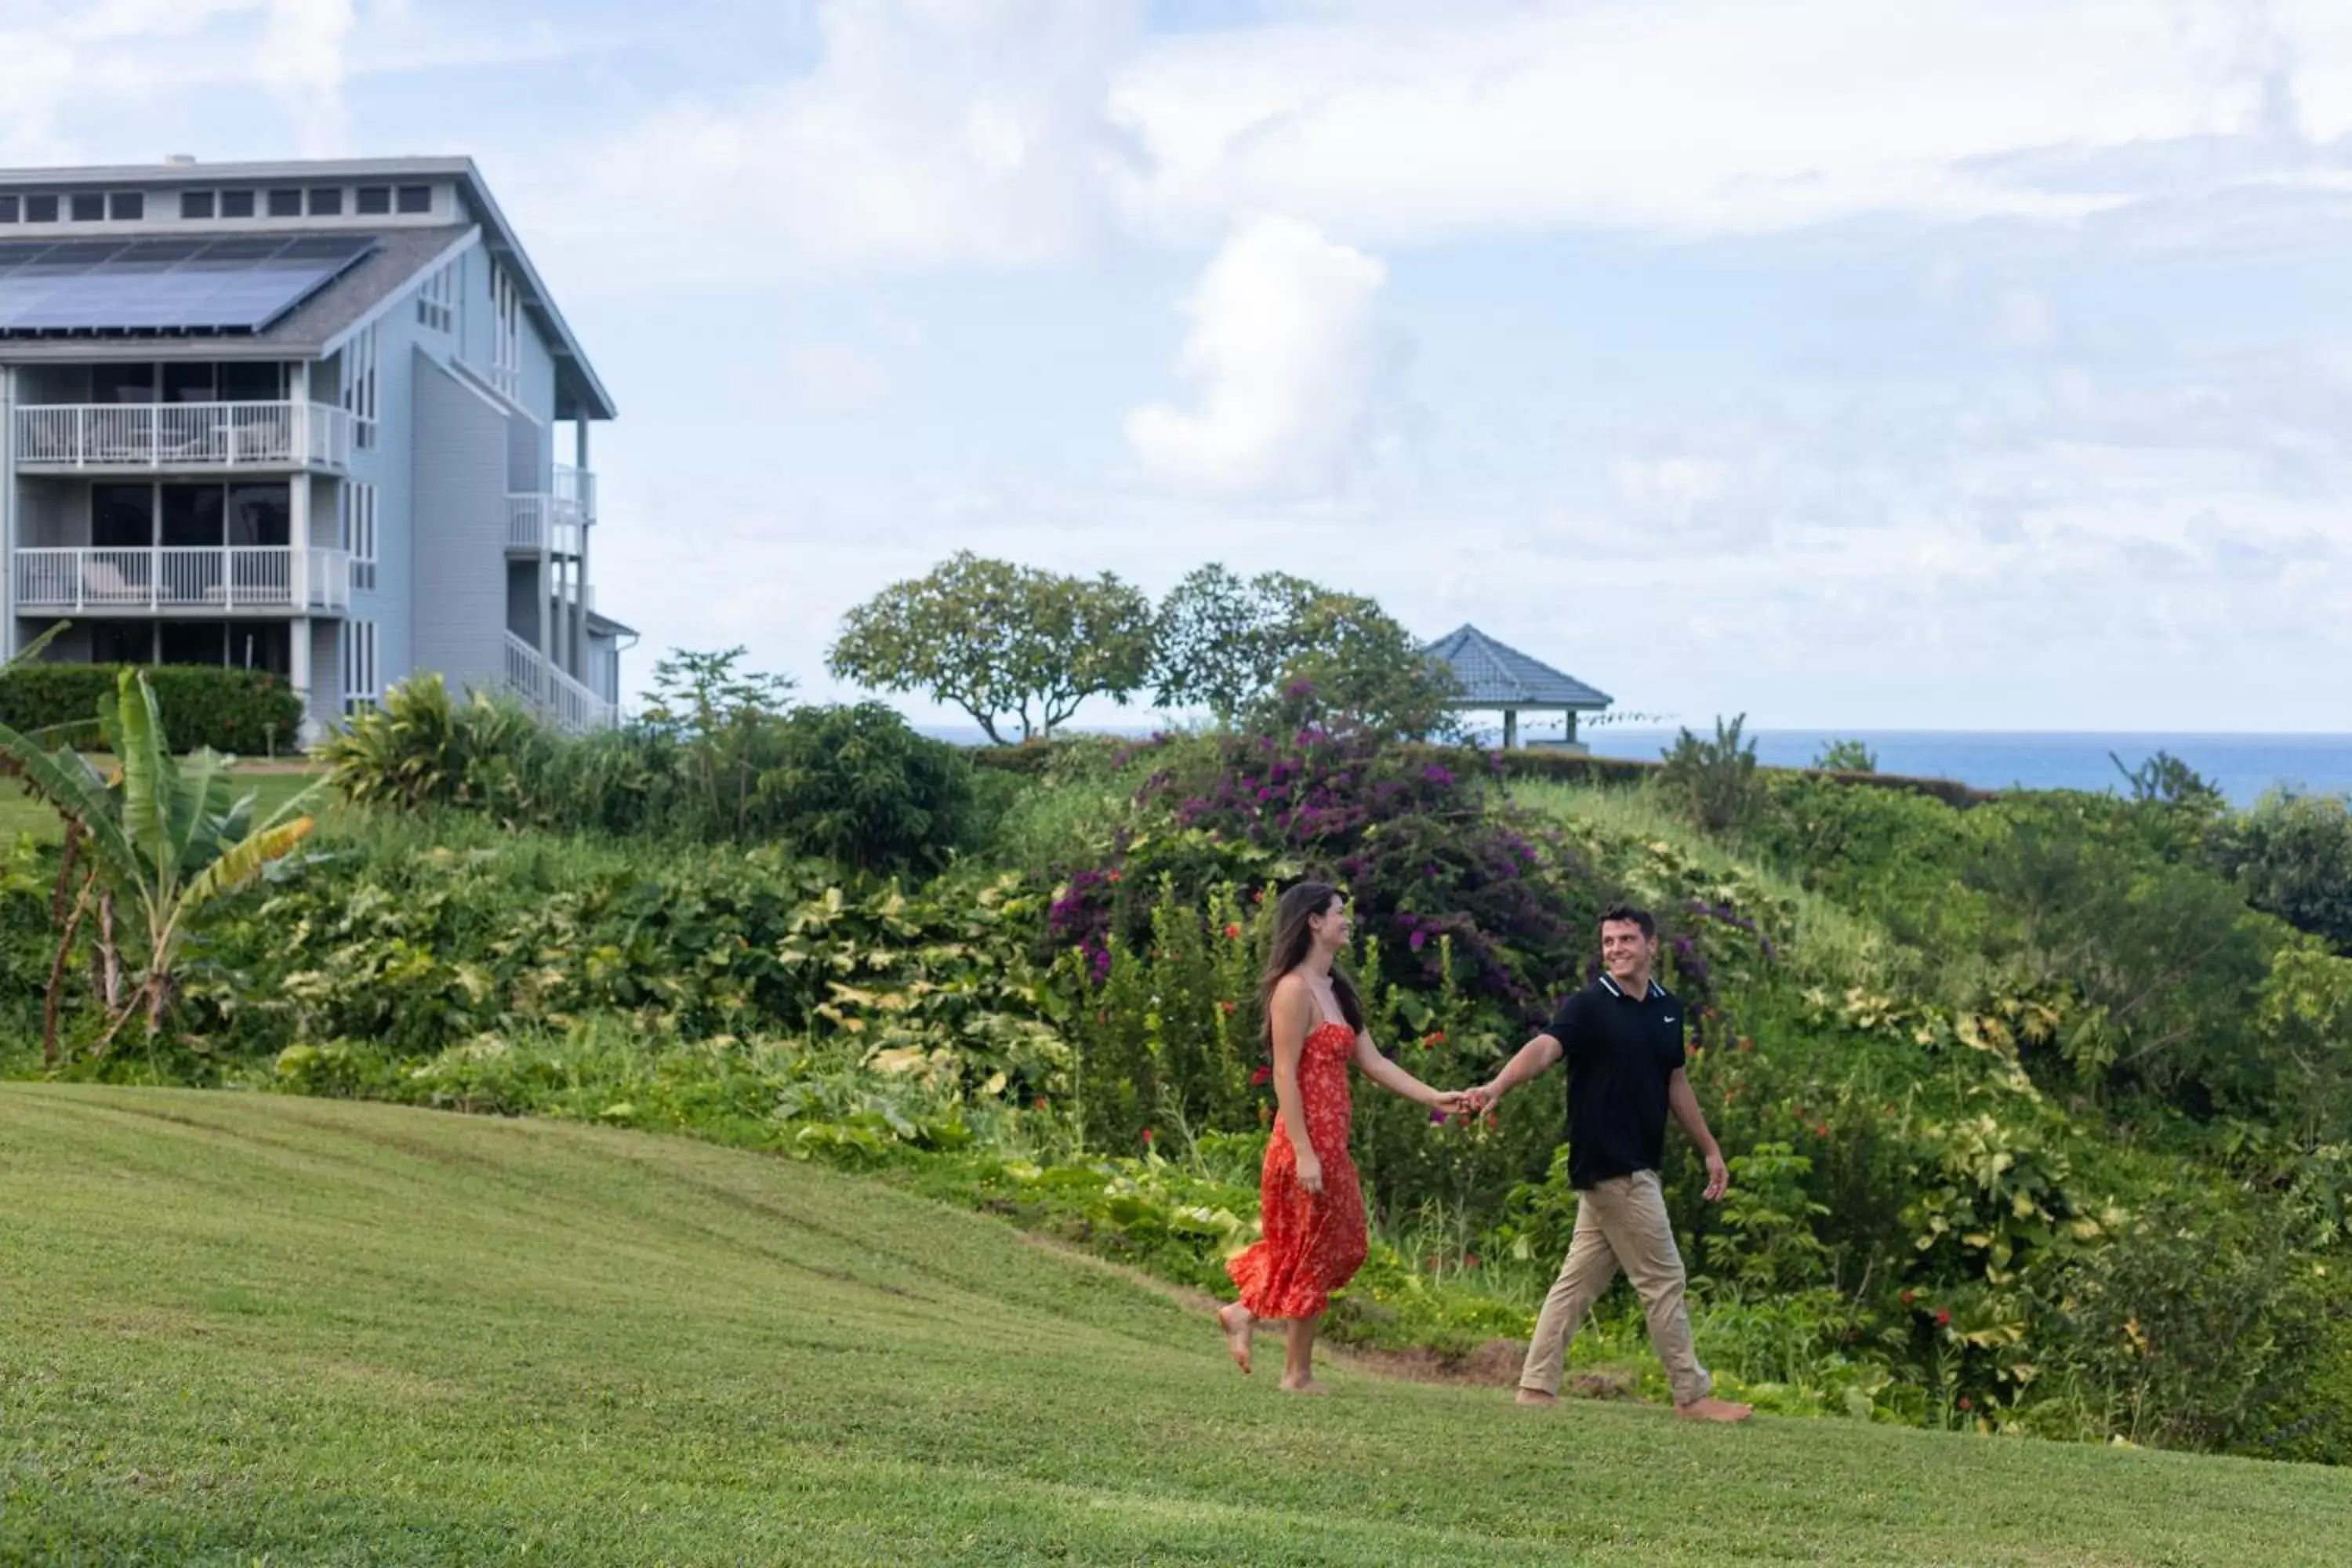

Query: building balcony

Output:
[13, 546, 352, 615]
[507, 464, 595, 556]
[12, 402, 354, 474]
[506, 493, 585, 557]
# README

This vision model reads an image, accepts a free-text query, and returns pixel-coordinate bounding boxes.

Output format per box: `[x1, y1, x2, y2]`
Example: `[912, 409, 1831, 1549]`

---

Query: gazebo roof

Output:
[1422, 624, 1613, 710]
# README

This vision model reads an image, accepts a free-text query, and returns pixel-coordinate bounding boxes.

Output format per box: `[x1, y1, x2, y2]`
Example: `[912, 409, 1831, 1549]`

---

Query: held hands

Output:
[1456, 1080, 1503, 1116]
[1428, 1089, 1470, 1118]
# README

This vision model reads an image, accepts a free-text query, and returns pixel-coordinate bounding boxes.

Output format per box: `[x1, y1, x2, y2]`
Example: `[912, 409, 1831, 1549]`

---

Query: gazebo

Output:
[1421, 624, 1613, 750]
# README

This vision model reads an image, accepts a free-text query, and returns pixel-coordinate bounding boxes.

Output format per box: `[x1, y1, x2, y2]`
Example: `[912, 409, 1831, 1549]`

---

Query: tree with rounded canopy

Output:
[1154, 563, 1459, 739]
[828, 552, 1156, 745]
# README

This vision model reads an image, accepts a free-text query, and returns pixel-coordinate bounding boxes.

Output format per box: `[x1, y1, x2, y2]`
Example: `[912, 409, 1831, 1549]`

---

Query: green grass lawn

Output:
[0, 765, 323, 844]
[3, 1087, 2346, 1566]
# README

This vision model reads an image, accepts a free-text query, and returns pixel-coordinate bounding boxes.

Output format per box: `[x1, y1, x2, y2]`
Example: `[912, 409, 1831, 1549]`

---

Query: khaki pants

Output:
[1519, 1169, 1711, 1406]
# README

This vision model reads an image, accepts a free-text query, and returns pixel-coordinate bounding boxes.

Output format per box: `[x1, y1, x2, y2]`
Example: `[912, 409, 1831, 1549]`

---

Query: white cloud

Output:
[0, 0, 358, 162]
[1124, 214, 1390, 495]
[258, 0, 358, 156]
[551, 0, 1145, 280]
[783, 340, 892, 412]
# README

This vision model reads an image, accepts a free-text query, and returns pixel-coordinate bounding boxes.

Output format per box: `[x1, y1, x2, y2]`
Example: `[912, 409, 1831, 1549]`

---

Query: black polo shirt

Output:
[1547, 974, 1686, 1190]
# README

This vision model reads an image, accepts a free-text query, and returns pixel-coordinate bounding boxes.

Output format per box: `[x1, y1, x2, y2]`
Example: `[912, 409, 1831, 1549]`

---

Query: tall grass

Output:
[1506, 778, 1922, 995]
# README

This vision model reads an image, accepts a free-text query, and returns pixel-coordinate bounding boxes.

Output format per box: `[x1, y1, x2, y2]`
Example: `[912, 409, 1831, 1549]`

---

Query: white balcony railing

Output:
[506, 493, 585, 556]
[13, 546, 352, 613]
[554, 463, 596, 521]
[12, 402, 352, 470]
[503, 631, 616, 735]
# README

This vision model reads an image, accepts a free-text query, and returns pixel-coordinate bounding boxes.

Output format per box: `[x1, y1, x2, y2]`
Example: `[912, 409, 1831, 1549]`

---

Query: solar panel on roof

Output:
[0, 234, 375, 338]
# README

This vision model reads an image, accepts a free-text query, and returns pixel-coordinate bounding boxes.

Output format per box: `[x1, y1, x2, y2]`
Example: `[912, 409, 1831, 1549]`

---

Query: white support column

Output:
[572, 419, 591, 676]
[289, 472, 311, 610]
[290, 615, 314, 743]
[0, 366, 14, 658]
[290, 361, 311, 476]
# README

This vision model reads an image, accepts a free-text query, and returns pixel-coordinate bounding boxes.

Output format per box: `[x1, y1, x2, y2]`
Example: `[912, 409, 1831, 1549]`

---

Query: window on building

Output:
[110, 192, 143, 220]
[92, 485, 154, 549]
[308, 187, 343, 217]
[356, 186, 390, 216]
[226, 485, 291, 547]
[395, 184, 432, 214]
[92, 364, 157, 404]
[0, 196, 17, 223]
[71, 192, 103, 222]
[220, 189, 256, 219]
[216, 361, 284, 402]
[162, 363, 216, 404]
[179, 191, 215, 220]
[340, 482, 379, 592]
[417, 258, 459, 334]
[24, 194, 58, 223]
[227, 622, 290, 676]
[339, 325, 379, 450]
[160, 622, 227, 666]
[161, 485, 226, 547]
[267, 188, 302, 218]
[343, 620, 379, 714]
[93, 624, 154, 664]
[491, 263, 523, 399]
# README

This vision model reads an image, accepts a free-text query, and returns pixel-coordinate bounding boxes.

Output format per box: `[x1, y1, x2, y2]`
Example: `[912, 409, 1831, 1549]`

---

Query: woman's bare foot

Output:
[1218, 1303, 1254, 1374]
[1515, 1387, 1559, 1406]
[1675, 1396, 1754, 1423]
[1277, 1375, 1329, 1395]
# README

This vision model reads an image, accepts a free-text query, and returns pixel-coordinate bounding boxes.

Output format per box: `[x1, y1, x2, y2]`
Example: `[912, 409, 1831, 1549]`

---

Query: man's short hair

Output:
[1599, 902, 1657, 939]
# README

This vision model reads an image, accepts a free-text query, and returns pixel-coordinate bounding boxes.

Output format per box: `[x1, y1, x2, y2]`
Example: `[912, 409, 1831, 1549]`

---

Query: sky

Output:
[5, 0, 2352, 734]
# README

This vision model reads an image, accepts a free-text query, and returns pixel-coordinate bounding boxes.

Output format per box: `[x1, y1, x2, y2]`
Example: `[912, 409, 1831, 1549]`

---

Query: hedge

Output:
[970, 732, 1995, 808]
[0, 663, 303, 754]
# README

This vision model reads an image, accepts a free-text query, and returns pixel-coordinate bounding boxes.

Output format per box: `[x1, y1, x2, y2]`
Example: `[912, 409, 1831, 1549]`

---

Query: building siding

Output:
[408, 349, 510, 693]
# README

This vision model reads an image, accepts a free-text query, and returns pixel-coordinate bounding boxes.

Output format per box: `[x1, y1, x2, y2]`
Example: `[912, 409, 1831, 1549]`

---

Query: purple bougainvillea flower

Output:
[1410, 929, 1428, 952]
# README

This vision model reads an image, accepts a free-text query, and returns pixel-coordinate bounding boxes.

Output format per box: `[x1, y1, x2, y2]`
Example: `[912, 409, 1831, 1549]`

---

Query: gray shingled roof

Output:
[0, 225, 468, 362]
[1422, 624, 1613, 710]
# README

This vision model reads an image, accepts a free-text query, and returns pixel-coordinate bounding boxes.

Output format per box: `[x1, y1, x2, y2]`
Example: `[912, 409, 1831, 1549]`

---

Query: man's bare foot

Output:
[1675, 1396, 1754, 1423]
[1515, 1387, 1559, 1407]
[1217, 1303, 1254, 1374]
[1277, 1376, 1329, 1395]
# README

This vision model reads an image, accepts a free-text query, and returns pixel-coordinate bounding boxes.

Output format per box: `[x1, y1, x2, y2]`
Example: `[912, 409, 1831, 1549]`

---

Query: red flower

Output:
[1425, 1029, 1446, 1046]
[1738, 1037, 1755, 1053]
[1033, 1097, 1050, 1112]
[1250, 1066, 1270, 1087]
[1106, 869, 1123, 884]
[1900, 1289, 1915, 1305]
[1224, 923, 1242, 939]
[1141, 1128, 1155, 1145]
[1935, 1307, 1952, 1327]
[1813, 1123, 1828, 1138]
[1957, 1396, 1973, 1412]
[1219, 1000, 1236, 1015]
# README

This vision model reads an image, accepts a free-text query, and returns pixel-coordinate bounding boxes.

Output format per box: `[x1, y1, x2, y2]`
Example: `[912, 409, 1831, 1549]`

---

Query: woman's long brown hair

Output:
[1255, 880, 1364, 1051]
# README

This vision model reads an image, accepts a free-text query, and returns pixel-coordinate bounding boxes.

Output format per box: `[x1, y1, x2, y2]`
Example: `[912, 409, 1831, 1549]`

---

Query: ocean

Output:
[921, 722, 2352, 807]
[1573, 729, 2352, 808]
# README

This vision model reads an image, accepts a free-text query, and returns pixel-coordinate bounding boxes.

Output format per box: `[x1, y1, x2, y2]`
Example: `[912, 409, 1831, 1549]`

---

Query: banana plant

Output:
[0, 666, 319, 1059]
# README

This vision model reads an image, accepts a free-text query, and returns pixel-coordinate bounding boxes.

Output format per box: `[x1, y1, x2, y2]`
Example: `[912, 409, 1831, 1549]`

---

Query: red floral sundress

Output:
[1227, 1019, 1370, 1320]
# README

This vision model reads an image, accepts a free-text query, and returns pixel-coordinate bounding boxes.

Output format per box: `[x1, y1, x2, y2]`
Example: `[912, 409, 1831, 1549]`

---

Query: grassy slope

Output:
[3, 1088, 2347, 1566]
[0, 767, 322, 844]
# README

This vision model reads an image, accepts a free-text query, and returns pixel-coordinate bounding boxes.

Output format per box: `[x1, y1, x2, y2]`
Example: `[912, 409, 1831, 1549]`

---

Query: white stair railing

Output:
[502, 631, 616, 735]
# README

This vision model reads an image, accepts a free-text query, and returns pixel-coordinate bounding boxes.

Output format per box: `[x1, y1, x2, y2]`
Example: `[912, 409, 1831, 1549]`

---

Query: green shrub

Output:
[754, 702, 978, 875]
[0, 662, 299, 753]
[2222, 790, 2352, 955]
[1657, 713, 1767, 835]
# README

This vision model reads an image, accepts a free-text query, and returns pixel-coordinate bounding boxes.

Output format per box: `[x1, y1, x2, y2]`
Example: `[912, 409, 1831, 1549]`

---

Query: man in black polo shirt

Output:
[1468, 902, 1752, 1422]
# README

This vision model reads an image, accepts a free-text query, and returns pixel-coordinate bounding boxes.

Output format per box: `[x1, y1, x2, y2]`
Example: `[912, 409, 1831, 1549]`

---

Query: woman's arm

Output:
[1352, 1029, 1465, 1112]
[1268, 978, 1323, 1194]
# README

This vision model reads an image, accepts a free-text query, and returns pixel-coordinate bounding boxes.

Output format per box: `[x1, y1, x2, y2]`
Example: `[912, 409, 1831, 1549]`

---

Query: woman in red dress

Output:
[1219, 880, 1465, 1392]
